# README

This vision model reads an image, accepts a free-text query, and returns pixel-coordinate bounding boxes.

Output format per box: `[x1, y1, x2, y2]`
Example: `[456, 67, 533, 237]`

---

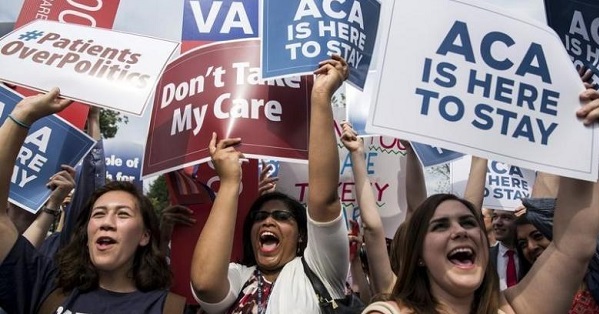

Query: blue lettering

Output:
[436, 21, 475, 62]
[516, 43, 551, 83]
[472, 103, 494, 130]
[481, 31, 515, 70]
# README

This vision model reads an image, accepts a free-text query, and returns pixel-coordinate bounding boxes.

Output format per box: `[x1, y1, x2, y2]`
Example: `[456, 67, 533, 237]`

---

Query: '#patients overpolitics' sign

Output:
[0, 19, 179, 116]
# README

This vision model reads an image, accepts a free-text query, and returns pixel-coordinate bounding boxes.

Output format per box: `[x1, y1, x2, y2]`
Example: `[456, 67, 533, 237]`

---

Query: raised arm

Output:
[502, 88, 599, 313]
[341, 122, 394, 294]
[530, 171, 560, 199]
[23, 165, 75, 248]
[463, 156, 488, 211]
[58, 106, 105, 251]
[191, 133, 243, 303]
[308, 55, 347, 222]
[0, 88, 71, 263]
[401, 141, 426, 220]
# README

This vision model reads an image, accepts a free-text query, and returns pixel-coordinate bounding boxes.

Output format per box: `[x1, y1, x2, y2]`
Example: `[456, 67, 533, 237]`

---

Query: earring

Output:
[418, 259, 425, 267]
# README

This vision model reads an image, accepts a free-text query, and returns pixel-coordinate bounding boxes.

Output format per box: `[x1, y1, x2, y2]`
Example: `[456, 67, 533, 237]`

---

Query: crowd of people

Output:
[0, 51, 598, 314]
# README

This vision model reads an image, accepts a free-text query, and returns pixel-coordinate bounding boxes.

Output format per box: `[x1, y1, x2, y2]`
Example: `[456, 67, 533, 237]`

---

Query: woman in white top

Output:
[190, 55, 350, 314]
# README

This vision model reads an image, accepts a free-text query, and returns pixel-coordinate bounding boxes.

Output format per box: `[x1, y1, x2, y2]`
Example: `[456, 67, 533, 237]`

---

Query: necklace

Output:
[256, 269, 274, 314]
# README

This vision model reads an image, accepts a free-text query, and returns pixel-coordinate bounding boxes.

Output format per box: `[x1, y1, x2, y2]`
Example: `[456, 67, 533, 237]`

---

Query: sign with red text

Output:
[365, 0, 599, 181]
[143, 39, 312, 178]
[276, 106, 408, 239]
[0, 19, 179, 116]
[450, 157, 535, 211]
[15, 0, 122, 129]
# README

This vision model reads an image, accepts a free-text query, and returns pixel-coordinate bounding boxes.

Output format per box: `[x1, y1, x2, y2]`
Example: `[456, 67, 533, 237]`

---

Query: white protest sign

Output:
[365, 0, 598, 181]
[276, 106, 408, 239]
[0, 19, 179, 116]
[450, 157, 535, 211]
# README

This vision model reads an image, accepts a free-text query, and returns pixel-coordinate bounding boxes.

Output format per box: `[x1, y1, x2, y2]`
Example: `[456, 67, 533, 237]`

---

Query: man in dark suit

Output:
[489, 209, 528, 290]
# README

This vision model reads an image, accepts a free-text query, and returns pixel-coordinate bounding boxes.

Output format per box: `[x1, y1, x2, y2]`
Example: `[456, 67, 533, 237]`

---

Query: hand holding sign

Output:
[340, 121, 364, 153]
[258, 160, 279, 195]
[209, 132, 244, 185]
[313, 54, 349, 96]
[578, 87, 599, 125]
[12, 88, 72, 126]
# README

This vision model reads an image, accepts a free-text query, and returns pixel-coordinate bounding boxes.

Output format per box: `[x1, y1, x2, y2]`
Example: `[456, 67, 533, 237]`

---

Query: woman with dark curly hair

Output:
[0, 89, 184, 313]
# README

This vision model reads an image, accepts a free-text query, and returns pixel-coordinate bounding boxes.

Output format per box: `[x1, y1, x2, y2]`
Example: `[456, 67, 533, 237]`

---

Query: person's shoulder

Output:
[362, 301, 405, 314]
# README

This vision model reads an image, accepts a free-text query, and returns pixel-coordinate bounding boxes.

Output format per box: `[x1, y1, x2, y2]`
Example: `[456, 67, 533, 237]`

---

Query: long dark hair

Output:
[55, 181, 171, 292]
[391, 194, 499, 313]
[241, 191, 307, 266]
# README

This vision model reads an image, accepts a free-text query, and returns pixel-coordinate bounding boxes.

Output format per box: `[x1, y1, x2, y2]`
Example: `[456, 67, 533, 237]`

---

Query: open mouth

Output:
[447, 247, 475, 267]
[259, 231, 280, 253]
[96, 236, 117, 249]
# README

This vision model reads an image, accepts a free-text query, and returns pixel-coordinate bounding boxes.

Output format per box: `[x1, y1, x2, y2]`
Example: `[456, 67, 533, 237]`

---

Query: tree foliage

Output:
[100, 109, 128, 139]
[147, 175, 169, 212]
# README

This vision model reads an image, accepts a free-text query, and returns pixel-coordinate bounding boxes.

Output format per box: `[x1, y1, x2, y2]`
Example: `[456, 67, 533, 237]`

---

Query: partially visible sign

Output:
[0, 85, 95, 213]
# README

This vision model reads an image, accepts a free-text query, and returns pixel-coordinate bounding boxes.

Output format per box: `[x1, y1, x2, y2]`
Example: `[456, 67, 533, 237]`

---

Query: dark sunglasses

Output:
[251, 210, 295, 222]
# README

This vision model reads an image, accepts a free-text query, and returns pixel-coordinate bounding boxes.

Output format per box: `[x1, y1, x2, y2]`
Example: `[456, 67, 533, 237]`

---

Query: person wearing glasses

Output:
[190, 55, 349, 313]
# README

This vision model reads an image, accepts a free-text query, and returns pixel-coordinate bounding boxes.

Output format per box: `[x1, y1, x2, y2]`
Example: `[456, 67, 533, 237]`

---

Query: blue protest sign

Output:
[182, 0, 259, 41]
[104, 139, 144, 191]
[0, 86, 96, 213]
[262, 0, 380, 90]
[545, 0, 599, 84]
[412, 142, 464, 167]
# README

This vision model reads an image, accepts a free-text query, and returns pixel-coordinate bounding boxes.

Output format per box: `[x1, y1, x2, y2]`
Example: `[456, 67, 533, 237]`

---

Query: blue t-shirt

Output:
[0, 236, 168, 314]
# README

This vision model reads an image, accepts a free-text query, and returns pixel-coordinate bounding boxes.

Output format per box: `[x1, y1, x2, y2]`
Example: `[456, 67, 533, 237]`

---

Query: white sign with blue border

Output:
[261, 0, 381, 90]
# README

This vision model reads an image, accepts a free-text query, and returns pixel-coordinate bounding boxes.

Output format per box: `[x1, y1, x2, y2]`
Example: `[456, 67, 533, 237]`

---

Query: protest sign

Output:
[103, 139, 143, 191]
[169, 159, 258, 304]
[545, 0, 599, 84]
[451, 157, 535, 211]
[181, 0, 259, 50]
[0, 19, 179, 116]
[143, 39, 312, 178]
[412, 142, 464, 167]
[276, 107, 408, 239]
[261, 0, 380, 89]
[0, 85, 95, 213]
[15, 0, 122, 129]
[365, 0, 598, 181]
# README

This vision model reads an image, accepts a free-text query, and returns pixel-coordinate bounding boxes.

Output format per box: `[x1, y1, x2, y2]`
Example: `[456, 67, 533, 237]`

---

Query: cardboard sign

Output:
[15, 0, 122, 129]
[365, 0, 598, 181]
[545, 0, 599, 83]
[412, 142, 464, 167]
[276, 107, 408, 239]
[143, 39, 312, 178]
[181, 0, 259, 48]
[0, 19, 179, 116]
[103, 139, 143, 191]
[0, 85, 95, 213]
[451, 157, 535, 211]
[261, 0, 380, 89]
